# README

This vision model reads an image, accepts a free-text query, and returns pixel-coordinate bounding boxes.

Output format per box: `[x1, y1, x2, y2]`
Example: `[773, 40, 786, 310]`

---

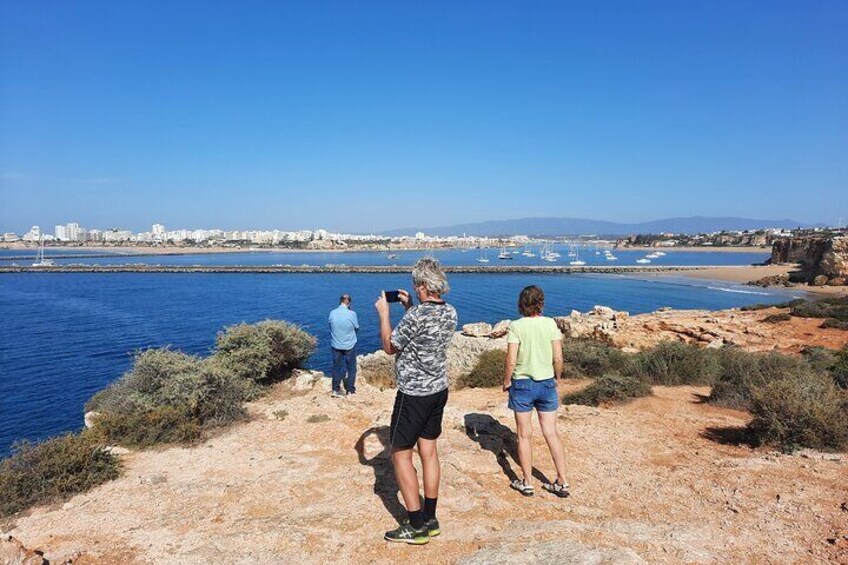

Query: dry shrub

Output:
[561, 339, 631, 378]
[213, 320, 317, 383]
[831, 345, 848, 389]
[561, 373, 651, 406]
[708, 349, 813, 410]
[763, 313, 792, 323]
[0, 433, 120, 517]
[628, 341, 720, 386]
[747, 373, 848, 451]
[458, 349, 506, 389]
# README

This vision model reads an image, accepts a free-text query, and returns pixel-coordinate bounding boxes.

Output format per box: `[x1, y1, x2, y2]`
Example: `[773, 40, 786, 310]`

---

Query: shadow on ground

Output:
[355, 426, 406, 522]
[700, 426, 756, 447]
[463, 413, 550, 485]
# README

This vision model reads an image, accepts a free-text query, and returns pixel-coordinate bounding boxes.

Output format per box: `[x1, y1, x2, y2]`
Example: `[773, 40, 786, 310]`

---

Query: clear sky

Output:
[1, 1, 846, 233]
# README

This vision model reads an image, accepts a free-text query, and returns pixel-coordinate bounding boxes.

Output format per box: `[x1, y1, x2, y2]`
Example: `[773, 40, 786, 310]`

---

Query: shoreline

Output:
[616, 245, 769, 254]
[676, 264, 848, 296]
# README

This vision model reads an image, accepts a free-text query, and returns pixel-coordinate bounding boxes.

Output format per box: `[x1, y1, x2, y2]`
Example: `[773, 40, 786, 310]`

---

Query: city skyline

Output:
[2, 2, 846, 231]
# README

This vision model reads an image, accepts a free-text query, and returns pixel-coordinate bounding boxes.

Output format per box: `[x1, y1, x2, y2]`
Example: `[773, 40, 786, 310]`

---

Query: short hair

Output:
[411, 257, 449, 295]
[518, 285, 544, 317]
[339, 294, 351, 304]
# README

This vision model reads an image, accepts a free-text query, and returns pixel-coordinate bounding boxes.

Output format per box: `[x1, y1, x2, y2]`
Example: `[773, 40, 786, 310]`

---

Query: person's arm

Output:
[503, 342, 519, 391]
[375, 293, 398, 354]
[352, 311, 360, 331]
[398, 289, 414, 311]
[552, 338, 563, 379]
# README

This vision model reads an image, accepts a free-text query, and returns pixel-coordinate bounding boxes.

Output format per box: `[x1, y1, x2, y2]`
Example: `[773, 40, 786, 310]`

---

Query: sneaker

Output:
[331, 390, 346, 398]
[425, 517, 441, 537]
[542, 479, 570, 498]
[384, 521, 430, 545]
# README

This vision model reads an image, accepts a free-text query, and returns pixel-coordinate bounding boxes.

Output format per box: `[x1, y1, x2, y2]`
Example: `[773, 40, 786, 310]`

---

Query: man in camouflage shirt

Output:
[374, 258, 457, 545]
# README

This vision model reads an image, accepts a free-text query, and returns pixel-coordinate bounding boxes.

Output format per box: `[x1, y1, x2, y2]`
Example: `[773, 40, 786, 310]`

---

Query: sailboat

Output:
[521, 244, 535, 258]
[636, 257, 651, 264]
[569, 248, 586, 266]
[477, 248, 490, 263]
[541, 243, 557, 262]
[32, 237, 55, 267]
[498, 246, 513, 260]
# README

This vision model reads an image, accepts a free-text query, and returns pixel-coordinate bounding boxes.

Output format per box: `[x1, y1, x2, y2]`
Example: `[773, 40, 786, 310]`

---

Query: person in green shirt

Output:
[503, 285, 569, 498]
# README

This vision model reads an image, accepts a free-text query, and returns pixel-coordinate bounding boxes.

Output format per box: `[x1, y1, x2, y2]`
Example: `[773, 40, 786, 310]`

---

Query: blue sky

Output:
[1, 1, 846, 233]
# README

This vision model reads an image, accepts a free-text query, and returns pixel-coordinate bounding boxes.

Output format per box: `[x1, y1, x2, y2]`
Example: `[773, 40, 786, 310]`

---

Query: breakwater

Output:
[0, 264, 720, 274]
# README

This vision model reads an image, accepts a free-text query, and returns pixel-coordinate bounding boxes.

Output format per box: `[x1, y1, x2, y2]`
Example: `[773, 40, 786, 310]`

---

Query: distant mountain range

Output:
[381, 216, 818, 237]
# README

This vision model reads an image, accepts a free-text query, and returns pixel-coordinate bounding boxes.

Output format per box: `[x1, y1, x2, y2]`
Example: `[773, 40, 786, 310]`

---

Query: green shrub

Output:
[708, 349, 814, 410]
[0, 433, 120, 517]
[741, 299, 805, 311]
[831, 346, 848, 389]
[213, 320, 317, 383]
[628, 341, 720, 386]
[790, 296, 848, 322]
[821, 318, 848, 330]
[561, 339, 631, 378]
[561, 373, 651, 406]
[458, 349, 506, 388]
[747, 373, 848, 451]
[86, 349, 251, 448]
[800, 346, 838, 374]
[763, 313, 792, 323]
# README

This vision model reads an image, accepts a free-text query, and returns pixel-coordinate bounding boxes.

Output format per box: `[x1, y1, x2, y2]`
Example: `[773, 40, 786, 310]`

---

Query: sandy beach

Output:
[680, 264, 848, 296]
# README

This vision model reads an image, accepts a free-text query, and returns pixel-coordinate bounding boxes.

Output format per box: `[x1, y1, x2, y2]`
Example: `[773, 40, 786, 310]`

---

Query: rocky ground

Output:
[3, 370, 847, 564]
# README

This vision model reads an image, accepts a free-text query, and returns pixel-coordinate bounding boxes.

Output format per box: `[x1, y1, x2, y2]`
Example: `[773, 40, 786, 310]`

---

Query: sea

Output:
[0, 247, 803, 457]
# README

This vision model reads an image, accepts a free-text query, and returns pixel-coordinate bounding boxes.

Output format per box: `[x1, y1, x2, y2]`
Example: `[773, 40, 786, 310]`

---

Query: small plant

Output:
[213, 320, 317, 383]
[272, 410, 288, 421]
[0, 433, 120, 517]
[307, 414, 330, 424]
[821, 318, 848, 330]
[789, 296, 848, 322]
[747, 373, 848, 452]
[561, 339, 631, 378]
[457, 349, 506, 388]
[800, 346, 838, 374]
[561, 373, 651, 406]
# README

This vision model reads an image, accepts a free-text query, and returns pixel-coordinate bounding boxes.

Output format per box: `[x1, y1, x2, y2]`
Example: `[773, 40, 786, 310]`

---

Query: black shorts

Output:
[389, 388, 449, 449]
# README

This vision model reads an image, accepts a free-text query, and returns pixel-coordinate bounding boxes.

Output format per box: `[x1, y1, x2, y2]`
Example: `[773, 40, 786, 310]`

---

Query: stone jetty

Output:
[0, 264, 717, 274]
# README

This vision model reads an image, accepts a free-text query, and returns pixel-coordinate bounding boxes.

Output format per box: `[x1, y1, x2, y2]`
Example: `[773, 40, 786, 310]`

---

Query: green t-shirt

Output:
[507, 316, 562, 381]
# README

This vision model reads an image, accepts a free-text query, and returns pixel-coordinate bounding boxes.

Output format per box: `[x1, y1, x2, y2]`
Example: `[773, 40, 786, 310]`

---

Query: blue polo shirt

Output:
[329, 304, 359, 350]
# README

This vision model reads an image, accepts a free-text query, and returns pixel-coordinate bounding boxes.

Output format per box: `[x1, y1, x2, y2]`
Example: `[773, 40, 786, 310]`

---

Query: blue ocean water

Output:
[0, 247, 770, 268]
[0, 268, 800, 457]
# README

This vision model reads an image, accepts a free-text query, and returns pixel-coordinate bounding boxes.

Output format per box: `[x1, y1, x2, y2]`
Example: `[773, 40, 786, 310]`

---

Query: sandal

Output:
[510, 479, 534, 497]
[542, 479, 570, 498]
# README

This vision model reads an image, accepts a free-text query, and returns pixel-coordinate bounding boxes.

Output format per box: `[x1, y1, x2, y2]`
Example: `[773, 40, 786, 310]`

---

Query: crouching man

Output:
[374, 258, 457, 545]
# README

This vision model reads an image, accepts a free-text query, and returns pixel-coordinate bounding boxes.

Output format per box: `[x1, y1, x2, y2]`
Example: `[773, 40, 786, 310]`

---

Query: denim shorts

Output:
[507, 377, 559, 413]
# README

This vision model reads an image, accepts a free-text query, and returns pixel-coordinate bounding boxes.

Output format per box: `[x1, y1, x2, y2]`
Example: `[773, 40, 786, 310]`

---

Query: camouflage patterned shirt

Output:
[391, 301, 457, 396]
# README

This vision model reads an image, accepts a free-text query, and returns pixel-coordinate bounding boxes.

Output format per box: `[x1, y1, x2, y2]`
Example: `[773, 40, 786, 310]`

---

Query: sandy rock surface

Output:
[3, 371, 846, 564]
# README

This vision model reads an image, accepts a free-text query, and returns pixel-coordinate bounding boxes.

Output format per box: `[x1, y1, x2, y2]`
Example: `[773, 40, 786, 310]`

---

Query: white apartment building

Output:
[22, 226, 41, 241]
[55, 225, 68, 241]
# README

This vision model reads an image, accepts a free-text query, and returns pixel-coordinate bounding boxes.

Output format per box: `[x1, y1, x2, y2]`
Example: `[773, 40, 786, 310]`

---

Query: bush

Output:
[741, 299, 805, 311]
[821, 318, 848, 330]
[561, 339, 631, 378]
[747, 373, 848, 451]
[213, 320, 317, 383]
[87, 349, 252, 448]
[789, 296, 848, 322]
[831, 346, 848, 389]
[763, 313, 792, 323]
[708, 349, 814, 410]
[0, 433, 120, 517]
[628, 341, 720, 386]
[458, 349, 506, 388]
[800, 346, 838, 374]
[561, 373, 651, 406]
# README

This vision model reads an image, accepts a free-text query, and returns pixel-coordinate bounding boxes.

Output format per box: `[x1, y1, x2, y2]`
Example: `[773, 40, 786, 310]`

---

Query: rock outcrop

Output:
[768, 236, 848, 286]
[554, 305, 630, 344]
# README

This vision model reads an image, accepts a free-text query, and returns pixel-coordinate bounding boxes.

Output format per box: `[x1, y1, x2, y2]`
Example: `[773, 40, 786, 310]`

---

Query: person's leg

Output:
[391, 447, 422, 513]
[345, 347, 357, 393]
[538, 410, 568, 485]
[331, 348, 344, 393]
[513, 410, 534, 483]
[418, 438, 439, 518]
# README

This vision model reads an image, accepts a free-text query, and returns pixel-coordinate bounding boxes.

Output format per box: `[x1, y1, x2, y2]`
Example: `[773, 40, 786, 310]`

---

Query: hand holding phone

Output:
[384, 290, 401, 303]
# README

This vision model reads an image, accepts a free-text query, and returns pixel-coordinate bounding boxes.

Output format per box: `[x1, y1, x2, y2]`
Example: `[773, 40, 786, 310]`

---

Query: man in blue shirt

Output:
[328, 294, 359, 397]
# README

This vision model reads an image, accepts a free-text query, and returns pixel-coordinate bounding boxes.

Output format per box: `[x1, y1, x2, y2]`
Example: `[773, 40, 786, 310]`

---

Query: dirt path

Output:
[4, 376, 847, 564]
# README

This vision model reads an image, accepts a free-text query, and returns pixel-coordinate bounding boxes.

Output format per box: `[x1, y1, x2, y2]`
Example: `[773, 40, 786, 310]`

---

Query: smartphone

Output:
[384, 290, 401, 303]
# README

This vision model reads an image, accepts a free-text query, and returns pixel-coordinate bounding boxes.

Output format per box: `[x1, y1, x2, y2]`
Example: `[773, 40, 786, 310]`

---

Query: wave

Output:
[706, 286, 771, 296]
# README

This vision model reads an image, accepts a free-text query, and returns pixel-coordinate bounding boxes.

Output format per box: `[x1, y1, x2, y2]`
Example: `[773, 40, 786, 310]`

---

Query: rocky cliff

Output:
[769, 236, 848, 286]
